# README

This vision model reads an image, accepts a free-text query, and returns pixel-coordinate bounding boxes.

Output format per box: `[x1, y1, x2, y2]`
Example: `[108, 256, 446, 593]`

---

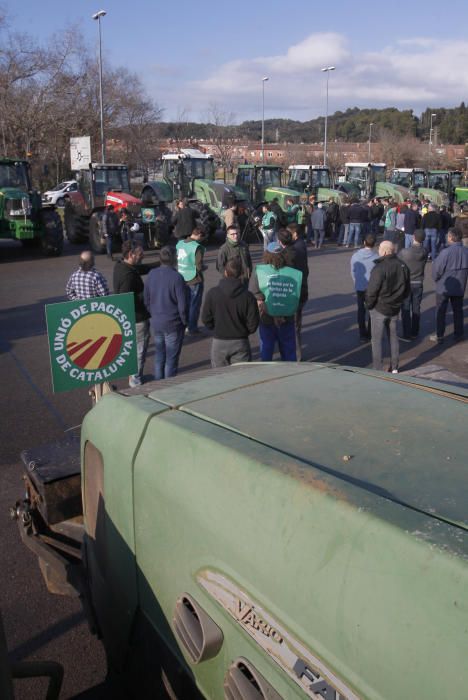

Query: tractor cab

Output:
[389, 168, 426, 190]
[0, 159, 31, 193]
[287, 165, 347, 204]
[162, 149, 215, 200]
[235, 164, 299, 209]
[344, 162, 409, 203]
[390, 168, 449, 207]
[427, 170, 463, 199]
[75, 163, 131, 210]
[287, 165, 331, 192]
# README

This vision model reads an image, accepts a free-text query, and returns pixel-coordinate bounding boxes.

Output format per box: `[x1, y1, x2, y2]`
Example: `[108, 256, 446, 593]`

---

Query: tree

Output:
[205, 104, 238, 179]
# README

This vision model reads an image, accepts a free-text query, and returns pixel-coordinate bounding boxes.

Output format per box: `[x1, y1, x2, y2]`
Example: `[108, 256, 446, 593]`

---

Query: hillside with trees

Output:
[158, 106, 468, 145]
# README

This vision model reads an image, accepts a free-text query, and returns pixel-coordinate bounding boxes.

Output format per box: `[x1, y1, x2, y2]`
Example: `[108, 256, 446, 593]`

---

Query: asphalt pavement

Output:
[0, 235, 466, 698]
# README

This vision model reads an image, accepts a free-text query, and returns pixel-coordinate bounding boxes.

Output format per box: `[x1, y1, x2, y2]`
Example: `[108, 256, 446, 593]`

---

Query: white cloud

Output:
[158, 32, 468, 120]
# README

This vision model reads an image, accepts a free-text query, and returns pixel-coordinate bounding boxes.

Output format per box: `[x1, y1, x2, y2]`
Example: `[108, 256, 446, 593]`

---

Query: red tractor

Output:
[63, 163, 141, 253]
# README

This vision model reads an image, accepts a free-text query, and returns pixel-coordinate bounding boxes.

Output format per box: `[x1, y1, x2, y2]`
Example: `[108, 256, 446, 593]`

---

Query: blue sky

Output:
[8, 0, 468, 122]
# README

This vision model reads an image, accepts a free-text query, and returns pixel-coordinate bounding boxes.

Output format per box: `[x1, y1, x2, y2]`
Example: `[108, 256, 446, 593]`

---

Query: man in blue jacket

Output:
[430, 228, 468, 343]
[144, 246, 188, 379]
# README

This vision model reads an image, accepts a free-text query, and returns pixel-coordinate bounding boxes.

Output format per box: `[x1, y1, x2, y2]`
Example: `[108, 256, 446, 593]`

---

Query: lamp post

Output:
[321, 66, 335, 167]
[92, 10, 107, 163]
[368, 123, 374, 161]
[261, 76, 269, 163]
[429, 112, 436, 162]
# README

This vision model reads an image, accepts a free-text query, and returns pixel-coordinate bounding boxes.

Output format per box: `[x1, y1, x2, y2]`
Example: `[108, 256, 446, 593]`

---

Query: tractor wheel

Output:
[64, 204, 87, 244]
[190, 202, 220, 243]
[89, 212, 106, 254]
[40, 208, 64, 256]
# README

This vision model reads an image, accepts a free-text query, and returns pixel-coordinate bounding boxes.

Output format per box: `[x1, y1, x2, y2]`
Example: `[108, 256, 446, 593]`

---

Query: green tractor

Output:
[454, 182, 468, 208]
[234, 164, 301, 210]
[389, 168, 449, 207]
[0, 158, 63, 255]
[140, 149, 246, 241]
[344, 162, 410, 203]
[286, 164, 347, 204]
[426, 170, 464, 208]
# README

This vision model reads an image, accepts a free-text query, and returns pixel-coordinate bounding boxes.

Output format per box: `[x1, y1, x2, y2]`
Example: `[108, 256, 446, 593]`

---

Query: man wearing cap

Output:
[249, 241, 303, 361]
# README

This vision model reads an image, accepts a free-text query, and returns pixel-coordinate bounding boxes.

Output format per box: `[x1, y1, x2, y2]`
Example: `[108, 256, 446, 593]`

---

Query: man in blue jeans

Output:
[144, 246, 188, 380]
[249, 242, 302, 361]
[422, 203, 441, 261]
[430, 228, 468, 343]
[347, 199, 364, 248]
[176, 227, 205, 334]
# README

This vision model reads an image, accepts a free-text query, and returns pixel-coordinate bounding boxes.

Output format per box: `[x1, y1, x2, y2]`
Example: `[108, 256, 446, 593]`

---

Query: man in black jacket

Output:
[366, 240, 410, 372]
[398, 230, 428, 339]
[113, 241, 159, 387]
[172, 198, 198, 240]
[202, 258, 259, 367]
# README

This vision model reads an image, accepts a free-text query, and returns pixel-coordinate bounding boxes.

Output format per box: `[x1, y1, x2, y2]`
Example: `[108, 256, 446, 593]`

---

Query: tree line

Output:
[159, 105, 468, 146]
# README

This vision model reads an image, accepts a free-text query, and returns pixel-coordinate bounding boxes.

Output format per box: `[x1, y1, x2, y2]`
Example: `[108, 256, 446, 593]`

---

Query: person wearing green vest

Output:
[260, 202, 277, 251]
[176, 227, 205, 334]
[249, 241, 303, 361]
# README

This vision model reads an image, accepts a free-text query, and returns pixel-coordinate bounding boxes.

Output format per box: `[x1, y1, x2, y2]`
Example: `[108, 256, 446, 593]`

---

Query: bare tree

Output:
[0, 13, 163, 184]
[206, 103, 238, 180]
[376, 127, 421, 168]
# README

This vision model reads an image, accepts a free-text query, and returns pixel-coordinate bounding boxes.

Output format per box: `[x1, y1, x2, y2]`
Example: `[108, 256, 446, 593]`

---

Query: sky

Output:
[7, 0, 468, 123]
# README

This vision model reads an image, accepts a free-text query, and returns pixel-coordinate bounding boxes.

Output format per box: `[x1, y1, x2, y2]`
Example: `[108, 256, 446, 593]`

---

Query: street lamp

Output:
[92, 9, 107, 163]
[321, 66, 335, 167]
[261, 77, 269, 163]
[429, 112, 436, 161]
[368, 123, 374, 161]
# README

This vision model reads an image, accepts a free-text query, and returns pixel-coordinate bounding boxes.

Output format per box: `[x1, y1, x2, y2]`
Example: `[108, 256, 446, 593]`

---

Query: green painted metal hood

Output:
[146, 363, 468, 531]
[0, 186, 28, 199]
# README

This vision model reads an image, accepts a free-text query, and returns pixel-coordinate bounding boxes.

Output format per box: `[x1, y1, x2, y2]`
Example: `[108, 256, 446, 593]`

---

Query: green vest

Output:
[176, 239, 201, 281]
[256, 264, 303, 316]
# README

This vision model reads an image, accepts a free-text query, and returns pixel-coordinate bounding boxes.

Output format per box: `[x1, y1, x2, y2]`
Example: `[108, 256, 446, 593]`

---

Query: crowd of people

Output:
[64, 195, 468, 386]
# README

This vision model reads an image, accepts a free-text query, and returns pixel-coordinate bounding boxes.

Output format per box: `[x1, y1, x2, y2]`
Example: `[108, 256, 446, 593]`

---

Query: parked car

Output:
[42, 180, 78, 207]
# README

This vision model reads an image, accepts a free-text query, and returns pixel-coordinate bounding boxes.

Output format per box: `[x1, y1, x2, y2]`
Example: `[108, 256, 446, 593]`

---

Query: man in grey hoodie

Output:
[350, 234, 378, 341]
[311, 202, 326, 249]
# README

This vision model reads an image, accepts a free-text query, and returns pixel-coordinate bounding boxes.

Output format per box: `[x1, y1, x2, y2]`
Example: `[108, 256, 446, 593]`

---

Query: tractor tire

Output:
[89, 212, 106, 254]
[190, 202, 220, 243]
[64, 204, 87, 244]
[39, 208, 64, 256]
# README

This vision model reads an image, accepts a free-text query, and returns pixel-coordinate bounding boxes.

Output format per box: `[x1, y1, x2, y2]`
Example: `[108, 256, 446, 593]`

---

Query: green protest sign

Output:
[46, 293, 137, 393]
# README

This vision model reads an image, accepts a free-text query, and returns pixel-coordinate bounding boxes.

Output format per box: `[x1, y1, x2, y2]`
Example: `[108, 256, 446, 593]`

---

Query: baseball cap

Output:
[267, 241, 282, 253]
